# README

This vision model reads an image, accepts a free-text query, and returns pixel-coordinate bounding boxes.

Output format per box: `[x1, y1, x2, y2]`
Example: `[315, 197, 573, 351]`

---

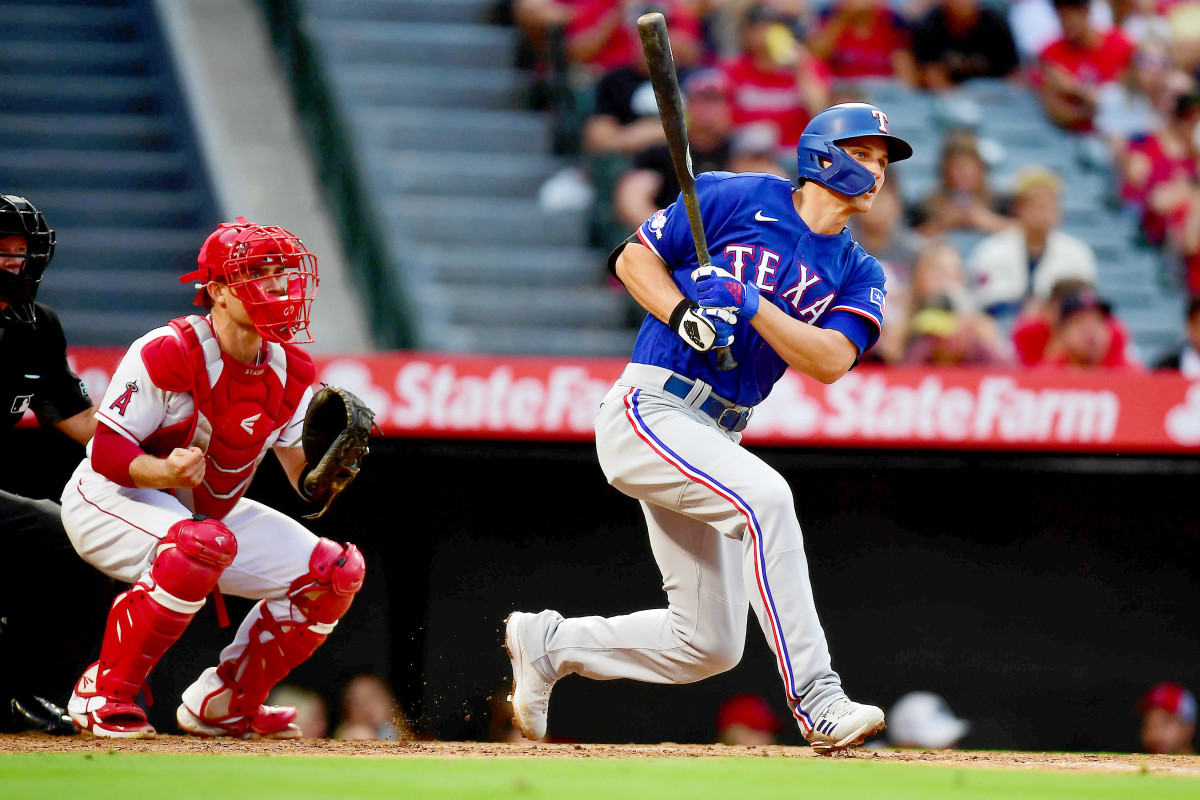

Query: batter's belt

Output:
[619, 363, 752, 433]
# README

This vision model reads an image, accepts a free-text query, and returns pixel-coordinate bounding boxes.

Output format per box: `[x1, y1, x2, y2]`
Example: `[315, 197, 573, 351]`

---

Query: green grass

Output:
[2, 753, 1198, 800]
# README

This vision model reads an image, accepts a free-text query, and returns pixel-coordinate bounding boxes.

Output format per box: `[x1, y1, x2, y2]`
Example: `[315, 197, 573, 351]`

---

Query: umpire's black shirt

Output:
[0, 302, 93, 438]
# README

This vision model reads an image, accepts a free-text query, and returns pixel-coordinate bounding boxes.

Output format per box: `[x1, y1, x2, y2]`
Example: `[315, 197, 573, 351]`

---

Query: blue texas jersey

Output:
[633, 171, 886, 407]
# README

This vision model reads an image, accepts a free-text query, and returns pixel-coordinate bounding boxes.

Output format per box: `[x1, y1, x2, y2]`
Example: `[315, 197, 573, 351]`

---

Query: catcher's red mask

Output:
[181, 217, 319, 344]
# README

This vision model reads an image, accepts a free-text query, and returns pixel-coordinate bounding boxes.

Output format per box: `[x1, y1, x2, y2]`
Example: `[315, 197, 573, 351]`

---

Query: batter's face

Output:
[836, 136, 889, 213]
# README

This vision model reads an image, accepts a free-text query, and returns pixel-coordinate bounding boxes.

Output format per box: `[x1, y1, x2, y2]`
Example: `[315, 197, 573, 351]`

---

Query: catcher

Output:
[60, 217, 374, 738]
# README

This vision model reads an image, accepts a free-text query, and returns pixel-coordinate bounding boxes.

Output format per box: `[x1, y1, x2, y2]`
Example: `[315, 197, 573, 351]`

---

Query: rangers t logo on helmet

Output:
[797, 103, 913, 198]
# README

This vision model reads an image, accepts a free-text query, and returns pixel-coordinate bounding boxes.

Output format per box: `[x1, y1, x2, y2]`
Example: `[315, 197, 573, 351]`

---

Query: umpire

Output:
[0, 195, 111, 734]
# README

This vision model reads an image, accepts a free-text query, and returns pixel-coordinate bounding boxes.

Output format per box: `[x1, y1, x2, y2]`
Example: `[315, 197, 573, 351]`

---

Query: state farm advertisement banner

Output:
[64, 349, 1200, 453]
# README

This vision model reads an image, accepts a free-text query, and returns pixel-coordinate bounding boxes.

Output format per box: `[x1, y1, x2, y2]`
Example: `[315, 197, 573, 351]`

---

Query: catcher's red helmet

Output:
[181, 217, 319, 344]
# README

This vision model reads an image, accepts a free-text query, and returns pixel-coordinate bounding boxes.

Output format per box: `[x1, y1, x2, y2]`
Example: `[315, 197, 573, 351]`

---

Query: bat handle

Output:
[715, 345, 737, 371]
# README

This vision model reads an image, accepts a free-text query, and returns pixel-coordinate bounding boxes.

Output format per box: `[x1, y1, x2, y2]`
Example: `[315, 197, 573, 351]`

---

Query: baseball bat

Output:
[637, 12, 737, 371]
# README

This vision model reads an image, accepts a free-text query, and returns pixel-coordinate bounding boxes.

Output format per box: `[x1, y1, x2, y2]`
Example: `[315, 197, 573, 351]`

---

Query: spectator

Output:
[582, 57, 668, 157]
[888, 691, 970, 749]
[479, 678, 577, 743]
[1180, 185, 1200, 292]
[1112, 0, 1171, 45]
[1009, 0, 1114, 64]
[904, 297, 1010, 365]
[719, 3, 831, 149]
[849, 178, 927, 363]
[808, 0, 918, 85]
[702, 0, 814, 58]
[613, 69, 736, 228]
[966, 166, 1098, 320]
[903, 242, 1009, 365]
[513, 0, 574, 62]
[1121, 90, 1200, 247]
[1012, 281, 1141, 367]
[1164, 0, 1200, 71]
[565, 0, 704, 77]
[1153, 295, 1200, 375]
[915, 128, 1012, 238]
[267, 685, 329, 739]
[1137, 682, 1197, 754]
[726, 122, 790, 177]
[1031, 0, 1136, 132]
[1095, 37, 1194, 167]
[850, 177, 927, 290]
[486, 683, 530, 742]
[910, 240, 979, 315]
[913, 0, 1020, 90]
[333, 674, 413, 741]
[716, 693, 784, 746]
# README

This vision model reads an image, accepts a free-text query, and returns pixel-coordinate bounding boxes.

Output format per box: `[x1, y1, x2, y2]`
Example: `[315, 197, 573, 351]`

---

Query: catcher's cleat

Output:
[67, 663, 156, 738]
[504, 611, 555, 741]
[8, 695, 78, 735]
[804, 696, 886, 755]
[176, 702, 302, 739]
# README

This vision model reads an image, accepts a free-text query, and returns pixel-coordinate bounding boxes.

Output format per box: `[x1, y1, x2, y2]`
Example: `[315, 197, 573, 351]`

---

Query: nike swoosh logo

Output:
[754, 211, 777, 222]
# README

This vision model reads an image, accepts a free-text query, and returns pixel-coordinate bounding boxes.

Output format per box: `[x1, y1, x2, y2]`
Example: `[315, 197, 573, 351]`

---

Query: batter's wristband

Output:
[669, 298, 699, 331]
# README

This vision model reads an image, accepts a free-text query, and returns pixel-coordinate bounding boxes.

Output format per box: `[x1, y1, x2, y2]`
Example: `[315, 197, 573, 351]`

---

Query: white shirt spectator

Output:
[967, 227, 1098, 309]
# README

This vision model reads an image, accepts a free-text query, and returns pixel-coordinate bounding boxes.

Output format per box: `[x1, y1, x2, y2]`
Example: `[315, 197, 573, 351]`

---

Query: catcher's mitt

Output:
[299, 385, 375, 520]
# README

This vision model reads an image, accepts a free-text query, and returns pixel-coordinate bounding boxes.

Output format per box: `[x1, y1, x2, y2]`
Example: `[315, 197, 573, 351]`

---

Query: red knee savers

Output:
[287, 539, 365, 625]
[151, 517, 238, 603]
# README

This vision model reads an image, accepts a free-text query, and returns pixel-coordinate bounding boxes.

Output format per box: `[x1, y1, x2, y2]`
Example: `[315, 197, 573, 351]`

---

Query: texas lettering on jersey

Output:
[634, 171, 887, 407]
[724, 245, 834, 323]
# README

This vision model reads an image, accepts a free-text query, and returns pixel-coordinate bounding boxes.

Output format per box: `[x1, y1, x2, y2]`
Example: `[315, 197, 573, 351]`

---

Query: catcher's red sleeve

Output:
[91, 423, 147, 488]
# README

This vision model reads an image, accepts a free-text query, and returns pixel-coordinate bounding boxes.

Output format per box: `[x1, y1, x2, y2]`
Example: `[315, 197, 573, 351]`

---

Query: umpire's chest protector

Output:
[139, 314, 315, 519]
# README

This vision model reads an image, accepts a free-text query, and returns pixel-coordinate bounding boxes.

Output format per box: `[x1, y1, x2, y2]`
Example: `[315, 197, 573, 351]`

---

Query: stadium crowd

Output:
[508, 0, 1200, 370]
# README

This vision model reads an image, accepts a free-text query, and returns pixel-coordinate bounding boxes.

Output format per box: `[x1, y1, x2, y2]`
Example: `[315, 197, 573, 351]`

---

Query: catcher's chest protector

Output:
[141, 315, 314, 518]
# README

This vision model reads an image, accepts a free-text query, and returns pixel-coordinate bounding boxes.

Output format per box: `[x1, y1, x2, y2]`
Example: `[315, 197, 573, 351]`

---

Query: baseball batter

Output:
[61, 218, 366, 738]
[0, 195, 111, 735]
[506, 103, 910, 753]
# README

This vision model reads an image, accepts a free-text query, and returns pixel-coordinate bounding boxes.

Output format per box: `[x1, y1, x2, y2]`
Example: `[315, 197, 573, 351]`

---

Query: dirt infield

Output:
[1, 733, 1198, 775]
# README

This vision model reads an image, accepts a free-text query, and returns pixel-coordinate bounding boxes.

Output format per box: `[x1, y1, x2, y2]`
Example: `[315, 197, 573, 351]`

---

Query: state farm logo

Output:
[317, 359, 613, 434]
[753, 373, 1120, 444]
[1165, 382, 1200, 445]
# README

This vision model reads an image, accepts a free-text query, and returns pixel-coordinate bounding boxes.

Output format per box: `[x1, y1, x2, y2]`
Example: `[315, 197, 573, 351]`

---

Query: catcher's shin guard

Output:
[70, 518, 236, 736]
[288, 538, 365, 624]
[181, 539, 364, 737]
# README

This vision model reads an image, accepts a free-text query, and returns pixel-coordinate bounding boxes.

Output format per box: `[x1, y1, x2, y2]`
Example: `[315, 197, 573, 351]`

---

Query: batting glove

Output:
[692, 266, 761, 319]
[669, 299, 736, 352]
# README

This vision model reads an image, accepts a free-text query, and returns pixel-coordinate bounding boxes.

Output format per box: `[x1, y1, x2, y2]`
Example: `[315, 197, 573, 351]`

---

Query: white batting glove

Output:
[669, 299, 736, 352]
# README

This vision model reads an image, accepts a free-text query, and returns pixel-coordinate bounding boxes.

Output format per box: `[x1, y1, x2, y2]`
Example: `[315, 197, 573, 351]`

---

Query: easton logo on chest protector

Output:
[140, 316, 315, 519]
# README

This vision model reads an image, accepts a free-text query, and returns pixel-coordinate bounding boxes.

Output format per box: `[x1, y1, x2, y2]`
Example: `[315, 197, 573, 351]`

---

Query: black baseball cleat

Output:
[6, 695, 79, 735]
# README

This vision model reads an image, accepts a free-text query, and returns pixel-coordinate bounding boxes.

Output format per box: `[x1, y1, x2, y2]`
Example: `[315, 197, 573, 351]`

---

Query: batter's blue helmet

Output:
[797, 103, 913, 197]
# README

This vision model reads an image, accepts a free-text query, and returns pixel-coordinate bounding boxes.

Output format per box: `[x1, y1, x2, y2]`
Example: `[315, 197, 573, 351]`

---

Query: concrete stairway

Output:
[302, 0, 633, 356]
[0, 0, 218, 345]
